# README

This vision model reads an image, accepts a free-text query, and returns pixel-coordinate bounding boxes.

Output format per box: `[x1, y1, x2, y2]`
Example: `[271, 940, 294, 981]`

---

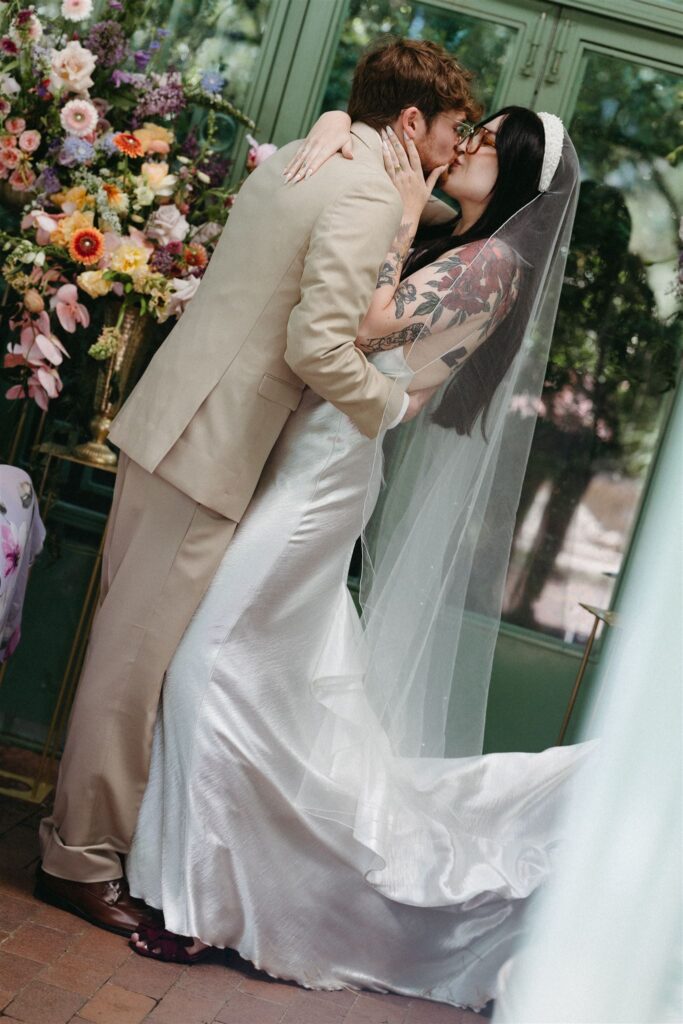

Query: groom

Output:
[37, 38, 478, 932]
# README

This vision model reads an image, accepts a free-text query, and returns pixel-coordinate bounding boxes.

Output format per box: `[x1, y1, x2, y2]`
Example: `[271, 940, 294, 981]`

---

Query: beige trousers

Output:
[39, 454, 236, 882]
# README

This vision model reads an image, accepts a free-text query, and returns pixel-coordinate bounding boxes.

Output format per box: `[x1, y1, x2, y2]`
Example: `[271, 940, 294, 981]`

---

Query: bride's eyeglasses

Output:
[455, 122, 497, 154]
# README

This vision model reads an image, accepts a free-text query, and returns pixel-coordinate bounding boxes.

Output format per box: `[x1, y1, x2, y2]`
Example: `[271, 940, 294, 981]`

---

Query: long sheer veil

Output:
[296, 133, 580, 873]
[361, 132, 579, 758]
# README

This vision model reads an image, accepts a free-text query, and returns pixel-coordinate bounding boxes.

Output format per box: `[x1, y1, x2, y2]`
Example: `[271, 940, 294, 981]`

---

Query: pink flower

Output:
[59, 98, 98, 137]
[18, 128, 40, 152]
[5, 116, 25, 134]
[245, 134, 277, 171]
[0, 99, 11, 117]
[8, 164, 35, 190]
[1, 523, 21, 577]
[61, 0, 93, 21]
[21, 208, 63, 244]
[0, 135, 17, 148]
[51, 283, 90, 332]
[0, 147, 20, 168]
[6, 368, 62, 410]
[0, 37, 18, 55]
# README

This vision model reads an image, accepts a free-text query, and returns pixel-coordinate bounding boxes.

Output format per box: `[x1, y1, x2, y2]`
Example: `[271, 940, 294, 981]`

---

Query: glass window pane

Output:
[322, 0, 519, 114]
[503, 53, 682, 643]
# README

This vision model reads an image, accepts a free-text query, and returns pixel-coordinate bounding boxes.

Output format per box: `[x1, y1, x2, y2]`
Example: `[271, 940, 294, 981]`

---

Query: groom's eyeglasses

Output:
[455, 122, 497, 154]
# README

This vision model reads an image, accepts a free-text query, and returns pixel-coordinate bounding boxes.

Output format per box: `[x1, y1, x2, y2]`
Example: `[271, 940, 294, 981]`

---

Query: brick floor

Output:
[0, 779, 492, 1024]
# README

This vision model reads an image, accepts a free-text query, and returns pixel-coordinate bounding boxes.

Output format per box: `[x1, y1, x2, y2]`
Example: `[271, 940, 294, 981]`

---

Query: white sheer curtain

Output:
[494, 384, 683, 1024]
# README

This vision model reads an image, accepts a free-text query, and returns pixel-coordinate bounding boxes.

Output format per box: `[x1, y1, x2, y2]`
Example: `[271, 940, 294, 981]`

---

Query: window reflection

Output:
[322, 0, 516, 113]
[504, 55, 681, 643]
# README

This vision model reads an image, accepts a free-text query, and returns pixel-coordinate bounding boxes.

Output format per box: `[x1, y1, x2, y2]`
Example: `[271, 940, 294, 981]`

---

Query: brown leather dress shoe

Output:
[35, 866, 163, 936]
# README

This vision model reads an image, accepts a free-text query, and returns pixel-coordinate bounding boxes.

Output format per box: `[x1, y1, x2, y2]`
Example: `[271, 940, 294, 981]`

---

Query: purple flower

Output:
[86, 20, 127, 68]
[58, 135, 95, 166]
[109, 0, 123, 9]
[198, 152, 231, 186]
[111, 68, 145, 88]
[149, 241, 182, 275]
[96, 130, 118, 155]
[180, 129, 200, 160]
[200, 70, 224, 94]
[133, 48, 151, 69]
[133, 71, 186, 120]
[35, 166, 61, 194]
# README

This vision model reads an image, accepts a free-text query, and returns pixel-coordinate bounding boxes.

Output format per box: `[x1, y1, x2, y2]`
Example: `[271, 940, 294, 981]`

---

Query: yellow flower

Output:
[140, 161, 177, 196]
[77, 269, 112, 299]
[129, 266, 150, 291]
[51, 185, 94, 213]
[51, 210, 95, 249]
[110, 242, 151, 275]
[133, 122, 174, 155]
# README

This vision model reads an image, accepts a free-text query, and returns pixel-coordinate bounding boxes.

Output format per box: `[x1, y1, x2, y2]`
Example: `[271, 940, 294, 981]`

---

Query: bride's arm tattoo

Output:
[360, 323, 428, 353]
[376, 221, 415, 290]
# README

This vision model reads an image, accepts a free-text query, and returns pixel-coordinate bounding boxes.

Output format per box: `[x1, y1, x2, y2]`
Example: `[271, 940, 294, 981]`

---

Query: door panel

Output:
[504, 17, 682, 642]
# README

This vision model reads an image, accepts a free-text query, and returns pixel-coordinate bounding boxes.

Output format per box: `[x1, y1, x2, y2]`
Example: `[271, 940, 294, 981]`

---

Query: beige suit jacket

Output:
[108, 122, 404, 522]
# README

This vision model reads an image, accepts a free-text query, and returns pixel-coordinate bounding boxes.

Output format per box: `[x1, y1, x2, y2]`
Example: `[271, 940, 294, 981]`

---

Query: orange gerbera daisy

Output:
[69, 226, 105, 265]
[183, 242, 208, 270]
[113, 132, 144, 158]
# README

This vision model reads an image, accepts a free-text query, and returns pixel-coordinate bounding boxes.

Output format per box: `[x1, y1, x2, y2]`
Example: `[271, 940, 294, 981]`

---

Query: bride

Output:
[127, 104, 588, 1010]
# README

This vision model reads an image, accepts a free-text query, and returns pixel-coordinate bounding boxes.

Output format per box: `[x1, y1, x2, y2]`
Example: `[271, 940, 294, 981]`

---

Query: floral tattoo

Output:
[366, 238, 519, 361]
[362, 322, 428, 353]
[376, 220, 414, 290]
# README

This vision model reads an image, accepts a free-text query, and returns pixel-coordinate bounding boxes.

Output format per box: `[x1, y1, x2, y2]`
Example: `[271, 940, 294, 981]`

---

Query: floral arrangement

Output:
[0, 0, 273, 413]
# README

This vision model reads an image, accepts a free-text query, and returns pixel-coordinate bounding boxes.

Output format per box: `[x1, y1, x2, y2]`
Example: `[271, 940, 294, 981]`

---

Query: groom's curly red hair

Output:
[347, 38, 481, 130]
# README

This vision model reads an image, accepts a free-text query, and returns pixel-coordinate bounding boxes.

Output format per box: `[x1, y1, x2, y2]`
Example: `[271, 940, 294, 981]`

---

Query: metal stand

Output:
[557, 602, 617, 745]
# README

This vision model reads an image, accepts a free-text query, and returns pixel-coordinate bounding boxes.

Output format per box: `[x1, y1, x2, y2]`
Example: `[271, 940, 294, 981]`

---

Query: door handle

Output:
[545, 17, 571, 83]
[520, 11, 547, 78]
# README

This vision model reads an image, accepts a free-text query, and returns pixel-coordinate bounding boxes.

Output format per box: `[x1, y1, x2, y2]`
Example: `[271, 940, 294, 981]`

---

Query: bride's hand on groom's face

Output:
[381, 127, 448, 221]
[284, 111, 353, 183]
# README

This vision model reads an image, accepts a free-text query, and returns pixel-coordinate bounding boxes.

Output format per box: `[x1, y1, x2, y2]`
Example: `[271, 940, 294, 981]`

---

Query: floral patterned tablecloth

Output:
[0, 466, 45, 662]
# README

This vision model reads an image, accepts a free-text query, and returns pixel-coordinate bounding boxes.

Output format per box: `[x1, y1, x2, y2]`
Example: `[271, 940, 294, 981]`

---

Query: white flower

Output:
[60, 98, 98, 137]
[159, 275, 201, 321]
[146, 204, 190, 245]
[133, 182, 155, 207]
[61, 0, 93, 21]
[0, 75, 21, 98]
[50, 40, 97, 95]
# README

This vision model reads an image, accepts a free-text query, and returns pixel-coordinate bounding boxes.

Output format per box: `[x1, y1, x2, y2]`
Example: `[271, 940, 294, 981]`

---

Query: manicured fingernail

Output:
[403, 131, 409, 140]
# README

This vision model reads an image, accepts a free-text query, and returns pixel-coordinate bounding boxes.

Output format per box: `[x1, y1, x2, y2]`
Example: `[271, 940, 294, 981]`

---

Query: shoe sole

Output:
[34, 876, 139, 938]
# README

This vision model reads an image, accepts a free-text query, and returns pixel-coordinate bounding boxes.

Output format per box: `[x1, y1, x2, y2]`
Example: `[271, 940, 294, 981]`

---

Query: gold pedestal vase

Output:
[74, 302, 152, 466]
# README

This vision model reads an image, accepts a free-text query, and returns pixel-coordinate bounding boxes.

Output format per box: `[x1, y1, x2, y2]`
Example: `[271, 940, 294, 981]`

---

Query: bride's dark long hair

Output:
[402, 106, 546, 435]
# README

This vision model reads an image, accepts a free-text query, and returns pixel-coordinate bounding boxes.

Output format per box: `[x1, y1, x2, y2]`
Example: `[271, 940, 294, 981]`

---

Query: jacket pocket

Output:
[257, 372, 304, 411]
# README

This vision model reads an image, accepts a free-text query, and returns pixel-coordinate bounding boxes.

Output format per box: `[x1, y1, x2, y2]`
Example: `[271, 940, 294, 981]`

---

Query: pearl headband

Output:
[537, 112, 564, 192]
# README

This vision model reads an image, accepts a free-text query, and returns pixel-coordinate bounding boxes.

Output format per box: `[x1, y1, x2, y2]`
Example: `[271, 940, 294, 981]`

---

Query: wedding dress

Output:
[127, 346, 591, 1011]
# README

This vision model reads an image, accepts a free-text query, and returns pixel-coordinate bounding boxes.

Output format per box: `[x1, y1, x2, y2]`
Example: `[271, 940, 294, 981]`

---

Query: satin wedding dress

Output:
[127, 348, 590, 1010]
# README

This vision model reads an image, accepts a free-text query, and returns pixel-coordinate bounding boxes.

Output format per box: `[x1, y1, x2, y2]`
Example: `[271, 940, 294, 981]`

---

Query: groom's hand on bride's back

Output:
[402, 386, 440, 422]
